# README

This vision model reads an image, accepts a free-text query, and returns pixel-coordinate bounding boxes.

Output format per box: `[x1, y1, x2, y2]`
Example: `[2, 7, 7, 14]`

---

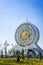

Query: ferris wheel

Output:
[15, 22, 39, 47]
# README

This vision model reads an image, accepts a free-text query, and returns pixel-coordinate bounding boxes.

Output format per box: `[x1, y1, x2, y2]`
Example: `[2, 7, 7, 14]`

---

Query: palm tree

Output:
[4, 40, 9, 57]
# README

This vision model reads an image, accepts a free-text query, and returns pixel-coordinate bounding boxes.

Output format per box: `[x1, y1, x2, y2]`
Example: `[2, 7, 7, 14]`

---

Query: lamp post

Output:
[11, 43, 16, 57]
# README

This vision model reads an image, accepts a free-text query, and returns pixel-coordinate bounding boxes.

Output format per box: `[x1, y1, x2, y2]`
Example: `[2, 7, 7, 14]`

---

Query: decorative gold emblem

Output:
[20, 31, 30, 40]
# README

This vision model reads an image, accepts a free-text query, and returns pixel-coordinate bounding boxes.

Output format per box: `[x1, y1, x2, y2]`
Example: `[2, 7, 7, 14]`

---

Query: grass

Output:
[0, 58, 43, 65]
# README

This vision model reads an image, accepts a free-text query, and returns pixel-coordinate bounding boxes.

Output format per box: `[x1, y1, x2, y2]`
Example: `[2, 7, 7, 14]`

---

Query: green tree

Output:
[22, 48, 24, 59]
[4, 40, 9, 57]
[0, 43, 3, 57]
[16, 50, 20, 62]
[1, 50, 3, 57]
[39, 51, 42, 60]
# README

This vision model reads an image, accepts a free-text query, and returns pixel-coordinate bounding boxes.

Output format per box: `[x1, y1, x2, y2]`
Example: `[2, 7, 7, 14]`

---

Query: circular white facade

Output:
[15, 23, 39, 46]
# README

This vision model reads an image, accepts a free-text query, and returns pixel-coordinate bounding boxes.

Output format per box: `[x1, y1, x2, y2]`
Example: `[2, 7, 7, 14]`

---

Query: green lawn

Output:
[0, 58, 43, 65]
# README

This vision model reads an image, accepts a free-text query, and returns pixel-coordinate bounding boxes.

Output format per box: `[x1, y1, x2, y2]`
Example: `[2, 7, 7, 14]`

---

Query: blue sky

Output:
[0, 0, 43, 49]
